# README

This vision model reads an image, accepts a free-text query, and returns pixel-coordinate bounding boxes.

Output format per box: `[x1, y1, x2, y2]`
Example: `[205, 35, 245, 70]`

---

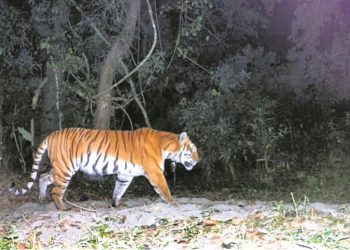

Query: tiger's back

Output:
[10, 127, 199, 210]
[47, 128, 148, 177]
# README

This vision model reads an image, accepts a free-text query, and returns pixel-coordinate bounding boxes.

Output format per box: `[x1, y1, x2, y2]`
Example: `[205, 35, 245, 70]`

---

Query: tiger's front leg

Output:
[112, 175, 133, 207]
[145, 167, 174, 205]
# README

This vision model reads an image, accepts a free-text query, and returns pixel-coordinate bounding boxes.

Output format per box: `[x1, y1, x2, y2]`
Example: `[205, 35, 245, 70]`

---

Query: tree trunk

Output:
[32, 1, 69, 137]
[94, 0, 141, 129]
[0, 83, 3, 169]
[40, 68, 61, 136]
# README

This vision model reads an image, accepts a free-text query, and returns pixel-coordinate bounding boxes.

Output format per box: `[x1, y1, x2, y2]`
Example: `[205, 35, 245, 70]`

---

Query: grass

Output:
[0, 225, 23, 250]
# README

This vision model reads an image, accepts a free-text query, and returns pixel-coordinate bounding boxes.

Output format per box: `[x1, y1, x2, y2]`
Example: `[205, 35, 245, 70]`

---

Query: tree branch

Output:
[93, 0, 157, 99]
[121, 61, 151, 127]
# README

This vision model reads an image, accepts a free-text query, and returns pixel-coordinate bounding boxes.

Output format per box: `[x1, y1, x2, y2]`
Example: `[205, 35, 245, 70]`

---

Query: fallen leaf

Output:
[175, 238, 189, 244]
[222, 240, 238, 249]
[58, 219, 71, 232]
[204, 219, 217, 226]
[17, 242, 26, 250]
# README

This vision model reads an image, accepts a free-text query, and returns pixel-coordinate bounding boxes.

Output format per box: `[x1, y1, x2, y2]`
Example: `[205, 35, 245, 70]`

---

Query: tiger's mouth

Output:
[183, 160, 197, 170]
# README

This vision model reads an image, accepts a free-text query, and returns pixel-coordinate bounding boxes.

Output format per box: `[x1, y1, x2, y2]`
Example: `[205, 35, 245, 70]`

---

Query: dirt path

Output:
[1, 171, 350, 249]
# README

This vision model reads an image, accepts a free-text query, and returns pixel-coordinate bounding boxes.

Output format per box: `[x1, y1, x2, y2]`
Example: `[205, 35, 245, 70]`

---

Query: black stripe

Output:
[56, 130, 68, 170]
[65, 138, 76, 175]
[103, 141, 111, 163]
[56, 175, 70, 184]
[61, 169, 72, 179]
[60, 151, 72, 175]
[69, 129, 80, 168]
[96, 131, 108, 153]
[179, 151, 184, 162]
[113, 158, 119, 173]
[138, 129, 143, 145]
[75, 129, 86, 159]
[115, 131, 119, 159]
[129, 151, 134, 166]
[162, 141, 174, 150]
[116, 176, 130, 183]
[102, 162, 109, 175]
[121, 132, 126, 151]
[80, 152, 84, 166]
[129, 132, 135, 150]
[92, 153, 102, 175]
[64, 129, 69, 155]
[51, 192, 64, 197]
[87, 130, 102, 152]
[99, 131, 110, 163]
[80, 151, 85, 166]
[83, 149, 92, 168]
[82, 130, 98, 167]
[55, 183, 68, 189]
[145, 128, 152, 139]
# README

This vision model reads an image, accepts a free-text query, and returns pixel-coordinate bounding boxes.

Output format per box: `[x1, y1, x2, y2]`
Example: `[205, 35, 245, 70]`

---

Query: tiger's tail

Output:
[9, 138, 49, 196]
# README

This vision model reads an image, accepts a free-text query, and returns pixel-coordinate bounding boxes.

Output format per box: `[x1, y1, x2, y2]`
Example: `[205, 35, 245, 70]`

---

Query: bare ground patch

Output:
[1, 170, 350, 249]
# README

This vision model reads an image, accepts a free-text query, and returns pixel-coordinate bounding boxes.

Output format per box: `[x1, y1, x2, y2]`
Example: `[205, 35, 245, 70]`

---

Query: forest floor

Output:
[1, 169, 350, 249]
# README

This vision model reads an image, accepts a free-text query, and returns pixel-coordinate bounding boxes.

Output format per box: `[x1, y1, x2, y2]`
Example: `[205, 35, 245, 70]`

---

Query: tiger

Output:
[9, 127, 199, 210]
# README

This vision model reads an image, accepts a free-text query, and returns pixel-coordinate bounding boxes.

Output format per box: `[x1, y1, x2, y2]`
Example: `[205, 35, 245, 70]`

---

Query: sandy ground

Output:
[1, 170, 349, 249]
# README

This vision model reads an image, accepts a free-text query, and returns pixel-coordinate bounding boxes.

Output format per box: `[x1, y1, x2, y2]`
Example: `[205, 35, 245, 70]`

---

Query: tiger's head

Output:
[176, 132, 199, 171]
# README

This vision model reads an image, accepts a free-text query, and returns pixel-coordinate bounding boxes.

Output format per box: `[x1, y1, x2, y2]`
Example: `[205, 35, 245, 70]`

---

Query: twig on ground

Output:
[64, 198, 97, 212]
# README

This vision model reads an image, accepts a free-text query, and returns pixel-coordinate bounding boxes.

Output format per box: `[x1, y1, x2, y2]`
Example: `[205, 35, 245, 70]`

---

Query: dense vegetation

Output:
[1, 0, 350, 200]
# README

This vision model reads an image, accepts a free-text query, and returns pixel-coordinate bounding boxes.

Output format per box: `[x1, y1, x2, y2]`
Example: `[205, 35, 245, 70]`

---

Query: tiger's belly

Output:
[77, 153, 145, 177]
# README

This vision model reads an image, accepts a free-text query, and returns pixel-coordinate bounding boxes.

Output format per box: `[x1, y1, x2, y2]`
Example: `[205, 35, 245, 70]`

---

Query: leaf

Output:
[18, 127, 33, 143]
[17, 242, 26, 250]
[204, 219, 217, 226]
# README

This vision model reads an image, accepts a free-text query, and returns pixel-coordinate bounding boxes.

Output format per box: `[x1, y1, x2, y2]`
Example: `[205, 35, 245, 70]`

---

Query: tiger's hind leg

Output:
[38, 172, 54, 202]
[51, 170, 74, 211]
[51, 181, 69, 210]
[112, 175, 133, 207]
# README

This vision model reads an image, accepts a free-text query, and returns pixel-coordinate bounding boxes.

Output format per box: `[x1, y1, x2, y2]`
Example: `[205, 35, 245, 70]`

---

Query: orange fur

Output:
[10, 128, 199, 210]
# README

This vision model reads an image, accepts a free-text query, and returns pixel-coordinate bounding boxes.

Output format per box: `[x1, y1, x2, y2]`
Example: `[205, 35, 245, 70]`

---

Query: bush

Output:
[172, 46, 350, 188]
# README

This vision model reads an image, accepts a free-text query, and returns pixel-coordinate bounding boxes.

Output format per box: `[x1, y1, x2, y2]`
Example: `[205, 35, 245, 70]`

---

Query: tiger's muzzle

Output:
[184, 160, 197, 171]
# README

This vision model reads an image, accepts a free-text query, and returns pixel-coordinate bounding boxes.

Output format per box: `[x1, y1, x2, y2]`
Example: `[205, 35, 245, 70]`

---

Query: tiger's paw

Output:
[112, 200, 126, 209]
[168, 199, 179, 207]
[39, 195, 48, 204]
[39, 198, 47, 205]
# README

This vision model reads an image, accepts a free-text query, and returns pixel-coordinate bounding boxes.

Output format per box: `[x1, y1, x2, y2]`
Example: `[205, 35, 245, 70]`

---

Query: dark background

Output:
[1, 0, 350, 202]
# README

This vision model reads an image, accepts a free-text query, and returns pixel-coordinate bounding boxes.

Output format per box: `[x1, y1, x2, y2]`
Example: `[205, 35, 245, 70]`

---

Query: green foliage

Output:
[174, 46, 350, 187]
[79, 224, 113, 249]
[138, 52, 166, 85]
[3, 0, 350, 198]
[173, 47, 284, 184]
[307, 227, 348, 249]
[17, 127, 33, 144]
[0, 4, 37, 77]
[0, 226, 20, 250]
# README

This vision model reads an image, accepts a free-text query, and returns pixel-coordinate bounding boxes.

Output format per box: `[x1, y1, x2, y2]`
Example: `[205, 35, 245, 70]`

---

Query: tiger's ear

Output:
[179, 132, 188, 143]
